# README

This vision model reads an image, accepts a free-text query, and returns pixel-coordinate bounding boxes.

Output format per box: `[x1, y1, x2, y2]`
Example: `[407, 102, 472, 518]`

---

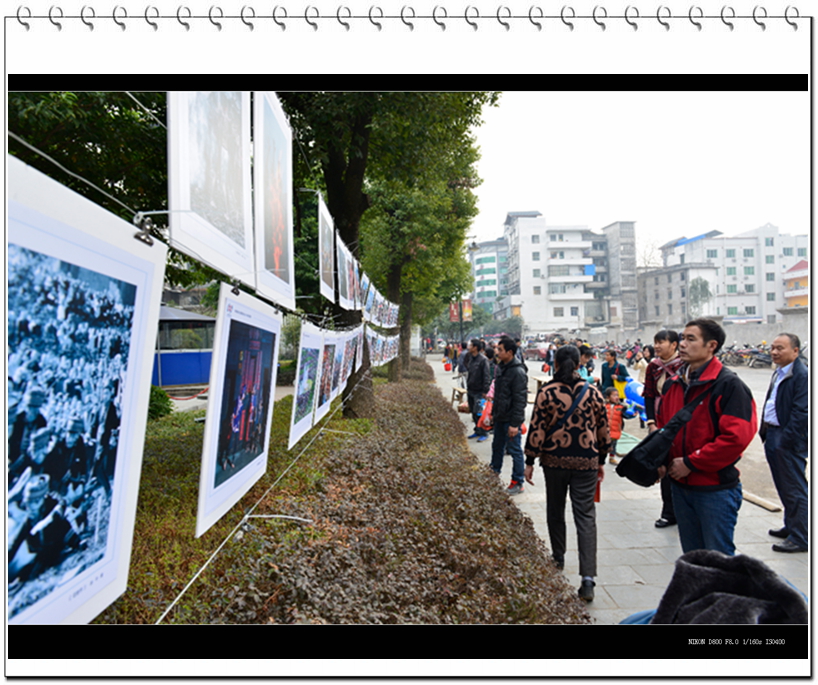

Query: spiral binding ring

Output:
[369, 5, 383, 30]
[529, 5, 543, 31]
[17, 5, 32, 30]
[272, 5, 287, 30]
[624, 5, 638, 30]
[80, 4, 94, 30]
[464, 5, 478, 31]
[432, 5, 446, 30]
[592, 5, 606, 31]
[657, 5, 671, 30]
[689, 5, 703, 31]
[241, 5, 255, 30]
[561, 5, 575, 31]
[785, 5, 799, 29]
[12, 5, 801, 32]
[48, 4, 63, 30]
[209, 5, 223, 30]
[177, 5, 191, 30]
[497, 5, 511, 31]
[336, 6, 350, 30]
[112, 5, 126, 30]
[753, 5, 767, 30]
[401, 5, 415, 30]
[720, 5, 735, 30]
[145, 5, 159, 30]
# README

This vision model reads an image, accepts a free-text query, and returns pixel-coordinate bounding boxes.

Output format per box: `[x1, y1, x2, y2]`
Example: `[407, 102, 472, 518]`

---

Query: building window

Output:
[726, 267, 736, 276]
[570, 306, 579, 316]
[476, 256, 496, 265]
[549, 265, 570, 277]
[668, 303, 673, 315]
[532, 252, 540, 261]
[766, 273, 775, 281]
[766, 255, 775, 264]
[765, 237, 774, 247]
[744, 267, 754, 275]
[746, 284, 755, 293]
[681, 303, 687, 315]
[667, 289, 673, 300]
[767, 292, 776, 301]
[728, 306, 738, 315]
[532, 235, 540, 244]
[680, 254, 685, 265]
[783, 247, 794, 256]
[745, 306, 756, 315]
[680, 272, 686, 281]
[610, 306, 617, 317]
[654, 277, 659, 285]
[533, 286, 541, 296]
[727, 285, 737, 294]
[533, 269, 541, 278]
[744, 249, 754, 258]
[655, 306, 660, 316]
[680, 286, 686, 298]
[706, 249, 718, 259]
[798, 247, 807, 257]
[667, 274, 673, 283]
[768, 315, 776, 324]
[553, 307, 564, 317]
[726, 249, 736, 258]
[550, 251, 565, 259]
[654, 291, 660, 300]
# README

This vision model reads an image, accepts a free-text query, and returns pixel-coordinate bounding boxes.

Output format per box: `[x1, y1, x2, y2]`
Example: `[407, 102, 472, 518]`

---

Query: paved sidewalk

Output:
[432, 355, 809, 624]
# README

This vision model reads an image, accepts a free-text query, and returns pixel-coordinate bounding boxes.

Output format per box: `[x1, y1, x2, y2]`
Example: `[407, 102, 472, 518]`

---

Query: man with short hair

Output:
[760, 333, 809, 553]
[487, 336, 529, 494]
[657, 319, 757, 556]
[466, 339, 492, 443]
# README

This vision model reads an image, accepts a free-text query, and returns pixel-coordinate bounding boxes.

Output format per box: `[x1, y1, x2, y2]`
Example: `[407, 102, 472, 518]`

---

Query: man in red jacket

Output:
[657, 319, 757, 556]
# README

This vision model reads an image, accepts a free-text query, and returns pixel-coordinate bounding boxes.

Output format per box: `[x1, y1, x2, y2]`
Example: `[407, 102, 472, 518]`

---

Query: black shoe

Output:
[552, 555, 564, 570]
[772, 540, 807, 553]
[655, 518, 676, 528]
[578, 579, 595, 602]
[768, 527, 789, 539]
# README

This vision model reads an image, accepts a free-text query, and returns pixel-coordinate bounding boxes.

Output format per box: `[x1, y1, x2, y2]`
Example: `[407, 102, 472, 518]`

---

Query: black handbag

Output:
[615, 386, 713, 487]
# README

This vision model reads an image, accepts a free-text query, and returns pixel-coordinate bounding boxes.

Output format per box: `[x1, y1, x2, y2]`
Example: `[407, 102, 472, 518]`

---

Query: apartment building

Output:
[468, 237, 508, 314]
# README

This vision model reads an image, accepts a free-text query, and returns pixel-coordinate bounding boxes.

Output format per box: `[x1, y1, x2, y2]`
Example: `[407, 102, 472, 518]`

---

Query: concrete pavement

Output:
[431, 354, 809, 624]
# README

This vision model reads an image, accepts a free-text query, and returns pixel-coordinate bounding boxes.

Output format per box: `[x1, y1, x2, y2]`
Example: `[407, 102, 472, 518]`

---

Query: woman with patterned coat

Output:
[524, 344, 611, 602]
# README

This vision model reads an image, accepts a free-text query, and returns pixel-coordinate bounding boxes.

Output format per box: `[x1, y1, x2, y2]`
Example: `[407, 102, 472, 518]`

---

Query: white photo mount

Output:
[318, 197, 335, 303]
[168, 91, 254, 289]
[253, 92, 296, 310]
[288, 322, 323, 451]
[7, 155, 167, 624]
[195, 283, 282, 538]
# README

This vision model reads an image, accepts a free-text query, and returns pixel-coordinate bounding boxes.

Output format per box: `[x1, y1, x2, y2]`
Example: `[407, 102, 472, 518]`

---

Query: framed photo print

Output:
[318, 197, 335, 303]
[7, 156, 167, 624]
[288, 323, 323, 450]
[195, 284, 282, 538]
[253, 92, 296, 310]
[168, 91, 254, 288]
[314, 332, 337, 424]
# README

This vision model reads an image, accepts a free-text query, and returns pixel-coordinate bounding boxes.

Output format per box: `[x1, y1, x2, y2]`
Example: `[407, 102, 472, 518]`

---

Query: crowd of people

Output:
[444, 319, 808, 604]
[7, 245, 135, 616]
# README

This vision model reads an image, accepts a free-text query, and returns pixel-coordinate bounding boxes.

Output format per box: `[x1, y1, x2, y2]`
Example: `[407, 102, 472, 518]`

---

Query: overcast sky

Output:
[469, 91, 809, 253]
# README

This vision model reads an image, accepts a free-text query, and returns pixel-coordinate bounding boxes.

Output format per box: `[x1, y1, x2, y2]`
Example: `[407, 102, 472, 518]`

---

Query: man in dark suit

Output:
[759, 333, 809, 553]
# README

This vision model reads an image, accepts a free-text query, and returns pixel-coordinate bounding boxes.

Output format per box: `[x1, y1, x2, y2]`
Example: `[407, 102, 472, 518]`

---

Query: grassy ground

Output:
[95, 359, 590, 624]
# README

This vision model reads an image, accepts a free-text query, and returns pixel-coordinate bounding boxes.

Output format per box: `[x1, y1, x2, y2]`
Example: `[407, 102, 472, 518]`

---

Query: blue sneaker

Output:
[476, 435, 488, 443]
[467, 433, 479, 439]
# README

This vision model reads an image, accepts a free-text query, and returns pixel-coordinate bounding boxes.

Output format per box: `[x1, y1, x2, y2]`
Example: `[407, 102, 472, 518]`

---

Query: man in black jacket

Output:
[759, 333, 809, 553]
[487, 336, 529, 493]
[466, 339, 491, 442]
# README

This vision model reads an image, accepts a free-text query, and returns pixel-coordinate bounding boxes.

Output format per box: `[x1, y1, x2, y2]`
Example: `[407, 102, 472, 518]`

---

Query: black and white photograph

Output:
[168, 92, 254, 288]
[196, 284, 281, 538]
[8, 156, 167, 624]
[254, 91, 296, 310]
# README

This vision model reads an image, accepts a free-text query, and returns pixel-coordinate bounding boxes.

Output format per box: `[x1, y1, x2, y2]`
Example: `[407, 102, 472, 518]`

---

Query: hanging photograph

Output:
[359, 272, 371, 314]
[364, 284, 377, 323]
[318, 197, 335, 303]
[168, 91, 254, 288]
[355, 324, 366, 373]
[314, 333, 337, 424]
[195, 284, 282, 538]
[336, 234, 353, 310]
[254, 91, 296, 310]
[288, 323, 323, 450]
[330, 333, 346, 401]
[341, 332, 358, 387]
[7, 156, 167, 624]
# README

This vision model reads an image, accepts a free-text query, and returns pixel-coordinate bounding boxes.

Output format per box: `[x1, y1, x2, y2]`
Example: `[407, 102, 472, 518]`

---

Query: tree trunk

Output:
[400, 291, 413, 372]
[387, 257, 403, 383]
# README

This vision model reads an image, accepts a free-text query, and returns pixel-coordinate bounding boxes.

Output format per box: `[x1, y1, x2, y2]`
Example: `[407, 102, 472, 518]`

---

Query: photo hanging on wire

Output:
[318, 197, 335, 303]
[314, 332, 337, 424]
[288, 322, 323, 450]
[253, 91, 296, 310]
[7, 155, 168, 624]
[195, 283, 282, 538]
[167, 91, 254, 289]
